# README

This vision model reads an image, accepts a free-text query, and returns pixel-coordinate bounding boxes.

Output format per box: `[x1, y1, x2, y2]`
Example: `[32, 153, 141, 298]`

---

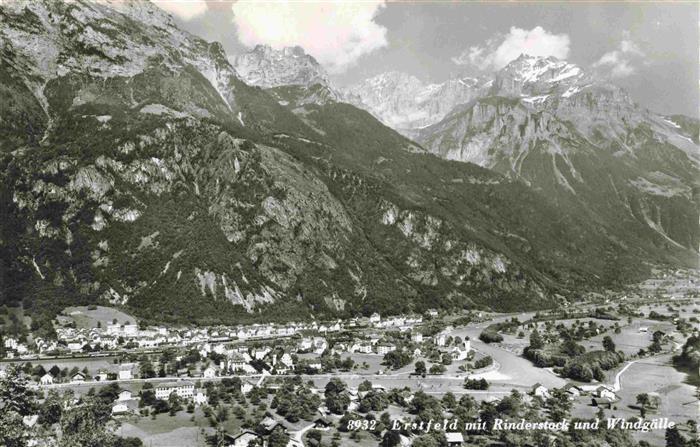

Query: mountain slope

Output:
[1, 1, 691, 327]
[412, 56, 699, 257]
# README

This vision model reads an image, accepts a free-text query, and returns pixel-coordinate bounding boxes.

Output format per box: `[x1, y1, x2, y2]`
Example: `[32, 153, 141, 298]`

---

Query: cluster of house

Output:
[37, 363, 136, 386]
[3, 337, 32, 358]
[2, 310, 432, 361]
[433, 329, 472, 361]
[530, 382, 639, 409]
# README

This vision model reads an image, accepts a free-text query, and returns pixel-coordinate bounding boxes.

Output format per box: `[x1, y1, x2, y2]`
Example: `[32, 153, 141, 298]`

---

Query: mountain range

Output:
[1, 0, 697, 326]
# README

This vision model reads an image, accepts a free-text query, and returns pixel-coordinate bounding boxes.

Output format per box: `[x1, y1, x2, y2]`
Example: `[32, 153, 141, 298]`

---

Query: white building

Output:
[435, 333, 447, 347]
[532, 383, 550, 399]
[241, 379, 257, 395]
[112, 402, 129, 414]
[193, 389, 208, 405]
[595, 386, 617, 401]
[70, 372, 86, 383]
[67, 341, 84, 352]
[446, 432, 464, 446]
[155, 381, 194, 400]
[229, 431, 263, 447]
[4, 338, 18, 350]
[300, 338, 313, 351]
[376, 344, 396, 355]
[228, 355, 256, 374]
[39, 373, 54, 385]
[450, 339, 471, 361]
[202, 366, 217, 379]
[279, 353, 294, 369]
[563, 384, 582, 398]
[411, 333, 423, 343]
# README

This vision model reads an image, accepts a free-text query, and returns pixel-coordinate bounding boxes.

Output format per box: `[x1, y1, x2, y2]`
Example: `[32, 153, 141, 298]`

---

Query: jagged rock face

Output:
[233, 44, 341, 107]
[2, 0, 576, 324]
[343, 71, 483, 133]
[489, 54, 586, 98]
[233, 44, 330, 89]
[0, 0, 241, 118]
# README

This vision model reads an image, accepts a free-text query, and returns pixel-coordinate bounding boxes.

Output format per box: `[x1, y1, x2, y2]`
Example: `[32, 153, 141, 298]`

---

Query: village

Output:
[1, 269, 699, 446]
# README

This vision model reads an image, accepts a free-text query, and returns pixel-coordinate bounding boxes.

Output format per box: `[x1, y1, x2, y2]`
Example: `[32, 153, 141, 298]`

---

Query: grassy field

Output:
[116, 409, 214, 447]
[570, 353, 697, 446]
[62, 306, 137, 329]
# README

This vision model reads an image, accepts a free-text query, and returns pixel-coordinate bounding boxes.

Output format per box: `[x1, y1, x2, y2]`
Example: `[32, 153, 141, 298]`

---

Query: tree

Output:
[545, 389, 572, 422]
[441, 353, 452, 366]
[39, 389, 68, 425]
[268, 426, 290, 447]
[428, 364, 445, 375]
[414, 361, 426, 376]
[60, 396, 118, 447]
[358, 380, 373, 392]
[529, 330, 544, 350]
[665, 427, 686, 447]
[139, 358, 156, 379]
[324, 378, 350, 415]
[382, 350, 412, 370]
[412, 435, 440, 447]
[306, 429, 323, 445]
[381, 429, 401, 447]
[636, 393, 650, 417]
[0, 410, 27, 447]
[209, 405, 229, 447]
[0, 364, 35, 416]
[442, 392, 456, 409]
[603, 336, 616, 352]
[479, 331, 503, 344]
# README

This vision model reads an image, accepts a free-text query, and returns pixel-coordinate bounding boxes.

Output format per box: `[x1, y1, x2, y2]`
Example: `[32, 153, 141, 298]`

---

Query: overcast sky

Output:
[160, 1, 699, 117]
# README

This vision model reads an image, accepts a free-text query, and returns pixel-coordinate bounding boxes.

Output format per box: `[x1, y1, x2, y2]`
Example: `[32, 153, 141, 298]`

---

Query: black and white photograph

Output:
[0, 0, 698, 446]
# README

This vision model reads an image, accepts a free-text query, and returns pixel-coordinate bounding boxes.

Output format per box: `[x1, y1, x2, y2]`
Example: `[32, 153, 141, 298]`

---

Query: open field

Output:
[116, 410, 213, 447]
[582, 320, 676, 356]
[62, 306, 137, 329]
[571, 353, 698, 446]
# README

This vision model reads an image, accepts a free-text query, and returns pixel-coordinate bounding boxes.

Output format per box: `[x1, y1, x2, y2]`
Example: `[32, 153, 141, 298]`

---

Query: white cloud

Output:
[154, 0, 208, 21]
[453, 26, 570, 71]
[593, 33, 645, 78]
[231, 0, 388, 73]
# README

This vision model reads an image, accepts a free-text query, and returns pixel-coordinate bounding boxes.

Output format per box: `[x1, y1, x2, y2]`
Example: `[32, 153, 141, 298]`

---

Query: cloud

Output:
[453, 26, 570, 71]
[593, 33, 645, 78]
[154, 0, 209, 21]
[231, 0, 388, 73]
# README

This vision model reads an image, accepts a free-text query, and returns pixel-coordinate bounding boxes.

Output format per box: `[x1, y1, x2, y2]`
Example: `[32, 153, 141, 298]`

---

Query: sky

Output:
[159, 1, 699, 117]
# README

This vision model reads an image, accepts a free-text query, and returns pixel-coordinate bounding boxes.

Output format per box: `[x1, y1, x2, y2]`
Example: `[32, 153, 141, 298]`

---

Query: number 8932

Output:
[346, 419, 378, 431]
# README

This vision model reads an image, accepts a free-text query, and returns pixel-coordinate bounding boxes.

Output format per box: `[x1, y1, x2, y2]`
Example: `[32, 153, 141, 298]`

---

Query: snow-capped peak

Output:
[502, 54, 583, 84]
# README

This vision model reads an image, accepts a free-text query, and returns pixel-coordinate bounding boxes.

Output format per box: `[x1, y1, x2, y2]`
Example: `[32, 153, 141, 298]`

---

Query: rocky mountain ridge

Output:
[342, 71, 483, 132]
